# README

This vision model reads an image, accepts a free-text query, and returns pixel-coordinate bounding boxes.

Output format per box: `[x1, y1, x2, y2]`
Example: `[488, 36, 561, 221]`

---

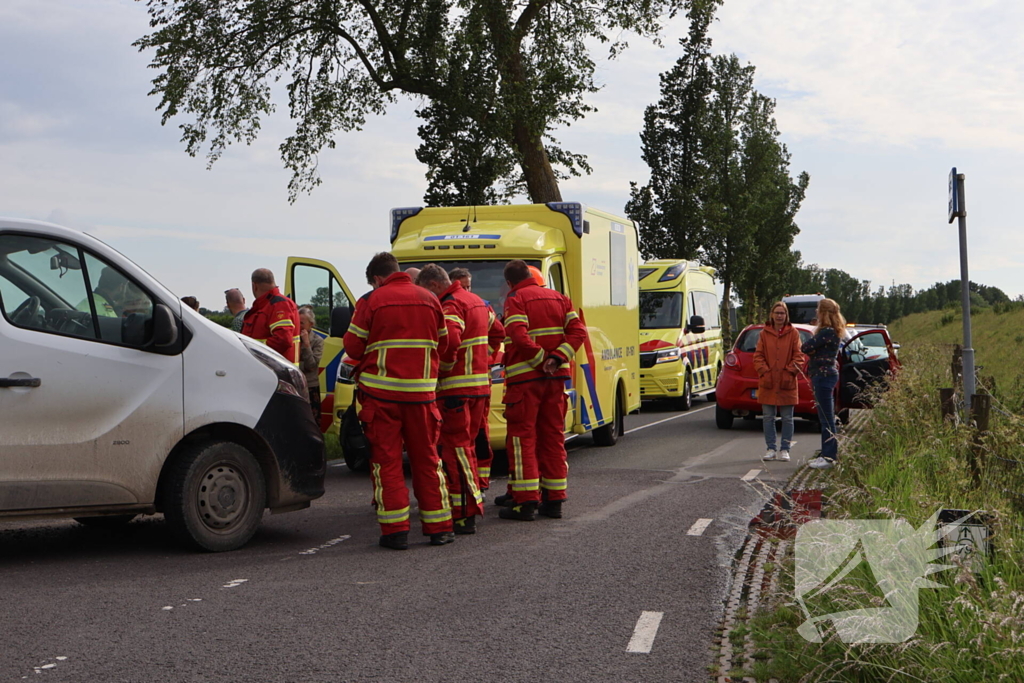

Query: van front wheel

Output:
[163, 441, 266, 552]
[675, 372, 693, 411]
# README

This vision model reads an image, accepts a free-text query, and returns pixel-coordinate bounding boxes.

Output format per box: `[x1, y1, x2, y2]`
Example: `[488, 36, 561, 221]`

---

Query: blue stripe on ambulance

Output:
[580, 360, 604, 425]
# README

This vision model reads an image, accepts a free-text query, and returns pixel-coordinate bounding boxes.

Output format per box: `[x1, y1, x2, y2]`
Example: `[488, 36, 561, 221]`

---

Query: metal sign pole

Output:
[951, 170, 975, 412]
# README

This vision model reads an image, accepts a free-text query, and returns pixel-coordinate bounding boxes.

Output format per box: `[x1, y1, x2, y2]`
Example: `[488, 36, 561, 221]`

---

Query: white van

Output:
[0, 218, 325, 551]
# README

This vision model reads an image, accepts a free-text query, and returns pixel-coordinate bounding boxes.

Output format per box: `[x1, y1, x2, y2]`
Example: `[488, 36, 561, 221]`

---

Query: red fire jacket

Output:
[502, 279, 587, 385]
[241, 286, 301, 365]
[437, 280, 505, 398]
[343, 271, 449, 403]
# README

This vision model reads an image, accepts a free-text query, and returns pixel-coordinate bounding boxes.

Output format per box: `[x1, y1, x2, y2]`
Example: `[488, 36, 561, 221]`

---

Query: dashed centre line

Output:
[741, 469, 761, 481]
[222, 579, 248, 589]
[626, 611, 664, 653]
[686, 518, 714, 536]
[299, 535, 351, 555]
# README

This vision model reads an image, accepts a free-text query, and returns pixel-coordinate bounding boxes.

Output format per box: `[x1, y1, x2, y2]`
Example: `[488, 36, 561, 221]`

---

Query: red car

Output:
[714, 324, 901, 429]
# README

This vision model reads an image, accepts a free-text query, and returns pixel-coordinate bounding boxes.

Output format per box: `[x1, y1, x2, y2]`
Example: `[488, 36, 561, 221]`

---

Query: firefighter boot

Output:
[538, 500, 563, 519]
[494, 493, 515, 507]
[429, 531, 456, 545]
[379, 531, 409, 550]
[453, 517, 477, 535]
[499, 501, 537, 521]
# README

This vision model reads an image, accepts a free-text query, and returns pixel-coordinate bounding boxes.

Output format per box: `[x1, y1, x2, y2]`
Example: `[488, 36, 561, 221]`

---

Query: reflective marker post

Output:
[948, 167, 975, 412]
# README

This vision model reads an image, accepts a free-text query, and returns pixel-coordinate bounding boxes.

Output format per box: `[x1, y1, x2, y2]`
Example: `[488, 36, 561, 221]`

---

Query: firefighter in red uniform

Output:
[448, 268, 505, 493]
[416, 265, 503, 535]
[343, 253, 454, 550]
[241, 268, 301, 365]
[497, 259, 587, 521]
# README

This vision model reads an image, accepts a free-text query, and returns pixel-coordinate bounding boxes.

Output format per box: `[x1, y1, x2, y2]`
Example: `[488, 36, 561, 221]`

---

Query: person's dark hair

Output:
[181, 296, 200, 311]
[365, 252, 399, 284]
[448, 267, 471, 282]
[416, 263, 450, 288]
[504, 259, 530, 285]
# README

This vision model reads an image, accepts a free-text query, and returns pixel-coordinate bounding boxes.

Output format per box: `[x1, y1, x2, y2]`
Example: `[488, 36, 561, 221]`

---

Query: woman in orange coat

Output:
[753, 302, 805, 462]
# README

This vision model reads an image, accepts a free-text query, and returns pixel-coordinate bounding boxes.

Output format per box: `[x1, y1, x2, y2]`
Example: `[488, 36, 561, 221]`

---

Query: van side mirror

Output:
[152, 303, 178, 348]
[687, 315, 705, 334]
[330, 305, 355, 338]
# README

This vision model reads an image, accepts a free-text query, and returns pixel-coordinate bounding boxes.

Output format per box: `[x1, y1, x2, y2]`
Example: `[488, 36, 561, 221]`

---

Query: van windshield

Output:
[640, 292, 682, 329]
[787, 302, 819, 324]
[399, 259, 540, 317]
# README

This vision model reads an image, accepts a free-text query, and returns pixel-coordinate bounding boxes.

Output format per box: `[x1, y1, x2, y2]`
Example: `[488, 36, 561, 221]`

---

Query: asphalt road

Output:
[0, 400, 825, 683]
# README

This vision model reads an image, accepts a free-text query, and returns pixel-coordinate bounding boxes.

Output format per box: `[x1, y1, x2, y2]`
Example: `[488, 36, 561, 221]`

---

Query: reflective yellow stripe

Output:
[439, 360, 456, 373]
[555, 342, 575, 360]
[528, 327, 563, 337]
[565, 311, 579, 323]
[455, 447, 483, 504]
[512, 436, 523, 481]
[253, 338, 268, 344]
[379, 348, 387, 377]
[435, 459, 450, 513]
[419, 508, 452, 523]
[366, 339, 438, 352]
[510, 478, 540, 491]
[527, 348, 545, 368]
[438, 327, 448, 337]
[376, 506, 410, 524]
[445, 315, 466, 329]
[438, 373, 491, 391]
[293, 335, 301, 367]
[349, 323, 369, 339]
[372, 463, 384, 513]
[360, 374, 438, 392]
[541, 478, 567, 490]
[478, 466, 491, 478]
[459, 335, 489, 348]
[465, 346, 473, 374]
[505, 361, 535, 378]
[503, 337, 513, 345]
[505, 314, 528, 325]
[269, 319, 295, 330]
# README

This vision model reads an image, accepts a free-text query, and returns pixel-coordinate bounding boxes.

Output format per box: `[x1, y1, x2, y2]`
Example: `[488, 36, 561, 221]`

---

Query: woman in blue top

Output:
[801, 298, 846, 469]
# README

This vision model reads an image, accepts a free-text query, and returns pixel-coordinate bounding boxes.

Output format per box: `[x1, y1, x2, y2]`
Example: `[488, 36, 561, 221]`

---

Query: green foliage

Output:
[135, 0, 693, 203]
[204, 312, 235, 328]
[627, 17, 808, 343]
[749, 345, 1024, 682]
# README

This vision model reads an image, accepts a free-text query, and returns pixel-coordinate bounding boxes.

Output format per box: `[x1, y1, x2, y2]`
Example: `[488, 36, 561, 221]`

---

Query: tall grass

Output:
[749, 345, 1024, 682]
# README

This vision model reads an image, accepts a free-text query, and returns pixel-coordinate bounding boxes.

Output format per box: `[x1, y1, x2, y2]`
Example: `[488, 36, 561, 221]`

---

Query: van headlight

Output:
[337, 359, 357, 385]
[241, 336, 308, 401]
[655, 348, 681, 364]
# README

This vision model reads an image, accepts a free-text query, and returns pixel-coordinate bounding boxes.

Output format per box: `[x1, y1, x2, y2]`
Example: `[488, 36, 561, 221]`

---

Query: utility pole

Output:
[948, 168, 975, 412]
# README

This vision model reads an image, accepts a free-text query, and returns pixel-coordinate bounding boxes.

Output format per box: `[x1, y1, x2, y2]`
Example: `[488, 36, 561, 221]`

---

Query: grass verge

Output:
[746, 344, 1024, 682]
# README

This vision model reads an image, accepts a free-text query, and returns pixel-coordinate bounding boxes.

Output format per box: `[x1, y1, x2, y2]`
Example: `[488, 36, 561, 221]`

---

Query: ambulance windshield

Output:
[399, 259, 540, 317]
[640, 291, 683, 329]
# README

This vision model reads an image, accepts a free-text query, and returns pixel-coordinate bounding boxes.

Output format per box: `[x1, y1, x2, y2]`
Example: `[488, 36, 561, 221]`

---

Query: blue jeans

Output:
[812, 373, 839, 461]
[762, 404, 794, 451]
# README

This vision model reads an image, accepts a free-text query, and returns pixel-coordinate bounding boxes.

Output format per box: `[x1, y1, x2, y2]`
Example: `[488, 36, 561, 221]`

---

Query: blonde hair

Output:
[763, 301, 790, 327]
[815, 298, 847, 337]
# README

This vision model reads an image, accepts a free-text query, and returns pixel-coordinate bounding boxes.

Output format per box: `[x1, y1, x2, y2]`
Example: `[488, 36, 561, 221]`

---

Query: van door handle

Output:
[0, 377, 41, 388]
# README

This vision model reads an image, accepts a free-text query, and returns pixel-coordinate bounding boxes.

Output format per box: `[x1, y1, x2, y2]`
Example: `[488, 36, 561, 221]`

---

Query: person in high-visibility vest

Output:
[344, 253, 454, 550]
[241, 268, 301, 366]
[497, 259, 587, 521]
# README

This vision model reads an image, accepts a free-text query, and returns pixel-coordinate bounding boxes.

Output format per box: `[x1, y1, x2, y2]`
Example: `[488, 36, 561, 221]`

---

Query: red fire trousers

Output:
[438, 396, 487, 520]
[359, 393, 453, 536]
[474, 395, 494, 490]
[503, 379, 569, 504]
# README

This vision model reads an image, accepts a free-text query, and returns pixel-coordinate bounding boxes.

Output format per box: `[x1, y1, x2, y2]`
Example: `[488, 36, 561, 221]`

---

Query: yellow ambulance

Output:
[638, 259, 724, 410]
[287, 202, 641, 470]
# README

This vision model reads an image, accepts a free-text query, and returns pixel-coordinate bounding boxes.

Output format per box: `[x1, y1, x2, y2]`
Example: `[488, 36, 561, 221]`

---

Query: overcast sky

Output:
[2, 0, 1022, 312]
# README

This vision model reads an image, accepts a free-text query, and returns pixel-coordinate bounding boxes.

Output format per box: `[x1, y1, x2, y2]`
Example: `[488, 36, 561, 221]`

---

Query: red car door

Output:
[837, 329, 901, 410]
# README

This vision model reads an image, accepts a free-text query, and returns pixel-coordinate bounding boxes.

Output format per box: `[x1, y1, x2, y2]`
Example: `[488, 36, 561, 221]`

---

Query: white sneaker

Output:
[777, 450, 791, 462]
[808, 456, 834, 470]
[762, 449, 777, 461]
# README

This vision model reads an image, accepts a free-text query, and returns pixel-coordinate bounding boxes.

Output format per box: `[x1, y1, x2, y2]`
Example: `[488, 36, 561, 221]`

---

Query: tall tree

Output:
[135, 0, 690, 203]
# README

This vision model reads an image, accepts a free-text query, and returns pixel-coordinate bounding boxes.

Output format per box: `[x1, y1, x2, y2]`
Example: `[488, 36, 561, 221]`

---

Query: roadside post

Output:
[948, 168, 975, 414]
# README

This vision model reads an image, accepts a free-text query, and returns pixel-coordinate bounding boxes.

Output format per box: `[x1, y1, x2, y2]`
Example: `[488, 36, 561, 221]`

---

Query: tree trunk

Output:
[512, 121, 561, 203]
[720, 276, 733, 348]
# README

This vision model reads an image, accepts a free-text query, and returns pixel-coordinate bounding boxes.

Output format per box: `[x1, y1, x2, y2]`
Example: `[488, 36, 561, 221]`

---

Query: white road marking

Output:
[626, 611, 665, 653]
[222, 579, 249, 589]
[299, 535, 351, 555]
[161, 606, 173, 611]
[741, 469, 761, 482]
[624, 404, 714, 435]
[55, 658, 67, 662]
[686, 518, 714, 536]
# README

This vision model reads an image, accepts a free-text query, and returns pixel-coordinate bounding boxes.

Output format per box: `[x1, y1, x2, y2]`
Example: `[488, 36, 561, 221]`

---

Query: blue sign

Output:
[948, 167, 959, 224]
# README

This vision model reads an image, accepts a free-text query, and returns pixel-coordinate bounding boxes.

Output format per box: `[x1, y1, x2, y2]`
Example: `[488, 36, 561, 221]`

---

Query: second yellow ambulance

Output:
[638, 259, 724, 410]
